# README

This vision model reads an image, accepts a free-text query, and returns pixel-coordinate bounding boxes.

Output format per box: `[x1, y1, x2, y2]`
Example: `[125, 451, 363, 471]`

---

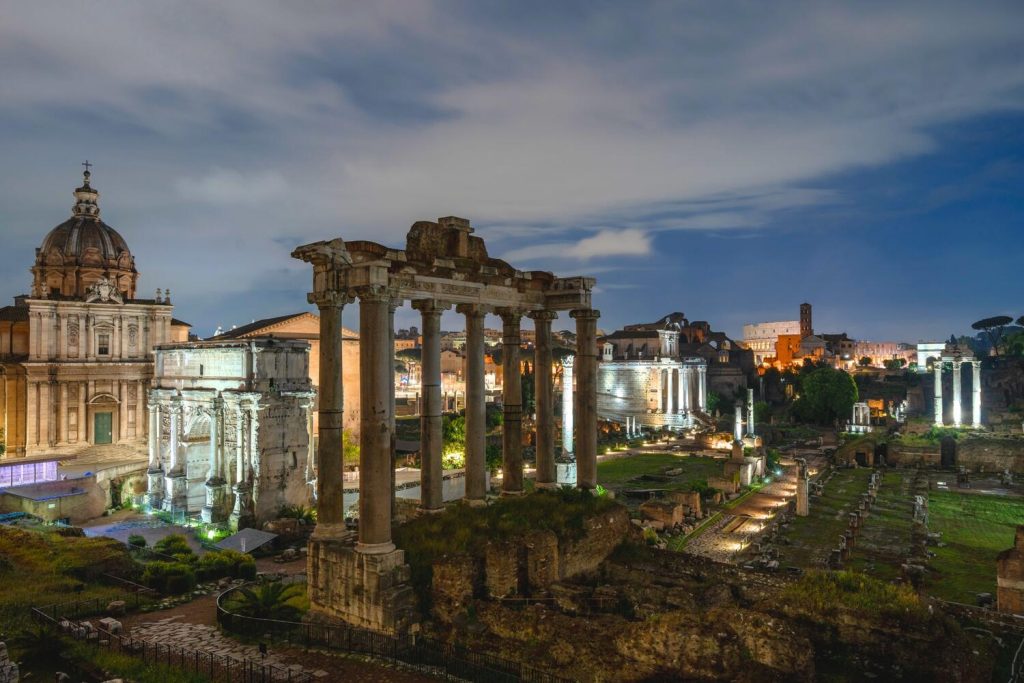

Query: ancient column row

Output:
[933, 360, 983, 428]
[311, 285, 600, 556]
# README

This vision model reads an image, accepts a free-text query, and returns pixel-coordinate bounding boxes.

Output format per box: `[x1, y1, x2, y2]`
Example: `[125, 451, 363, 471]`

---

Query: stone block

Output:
[668, 490, 702, 518]
[485, 540, 520, 598]
[106, 600, 126, 615]
[524, 530, 560, 592]
[431, 554, 480, 623]
[639, 500, 684, 527]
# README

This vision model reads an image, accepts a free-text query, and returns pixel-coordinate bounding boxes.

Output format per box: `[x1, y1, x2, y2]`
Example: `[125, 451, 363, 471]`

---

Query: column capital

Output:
[411, 299, 451, 315]
[561, 354, 575, 368]
[570, 308, 601, 321]
[307, 290, 354, 308]
[352, 284, 394, 304]
[528, 309, 558, 323]
[496, 307, 526, 323]
[456, 303, 491, 318]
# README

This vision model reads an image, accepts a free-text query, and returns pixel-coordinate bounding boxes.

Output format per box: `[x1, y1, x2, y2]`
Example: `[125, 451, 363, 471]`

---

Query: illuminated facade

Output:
[0, 170, 188, 459]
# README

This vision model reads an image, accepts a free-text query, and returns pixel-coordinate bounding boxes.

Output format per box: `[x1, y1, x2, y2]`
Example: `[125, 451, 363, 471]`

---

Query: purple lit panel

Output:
[0, 460, 58, 489]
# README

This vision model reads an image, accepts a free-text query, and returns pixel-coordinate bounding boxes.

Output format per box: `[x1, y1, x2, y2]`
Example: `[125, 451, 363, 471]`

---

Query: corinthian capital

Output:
[307, 290, 354, 308]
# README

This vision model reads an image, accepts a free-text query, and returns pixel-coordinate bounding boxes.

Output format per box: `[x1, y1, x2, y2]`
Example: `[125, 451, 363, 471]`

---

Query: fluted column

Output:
[934, 361, 944, 426]
[389, 300, 398, 521]
[499, 308, 524, 495]
[972, 361, 982, 429]
[952, 360, 962, 427]
[747, 387, 755, 437]
[571, 308, 600, 490]
[309, 290, 350, 539]
[147, 402, 160, 469]
[698, 365, 707, 411]
[678, 367, 688, 414]
[530, 310, 557, 489]
[357, 286, 396, 553]
[413, 299, 448, 512]
[459, 304, 488, 505]
[667, 367, 676, 415]
[168, 398, 181, 472]
[60, 382, 69, 444]
[562, 356, 574, 455]
[734, 399, 744, 443]
[207, 399, 220, 481]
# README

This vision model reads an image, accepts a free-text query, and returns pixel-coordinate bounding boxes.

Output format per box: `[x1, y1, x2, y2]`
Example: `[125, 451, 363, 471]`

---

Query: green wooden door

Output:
[94, 412, 113, 444]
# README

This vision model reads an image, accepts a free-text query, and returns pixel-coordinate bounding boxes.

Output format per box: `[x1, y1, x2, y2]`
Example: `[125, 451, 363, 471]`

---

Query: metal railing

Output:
[218, 579, 571, 682]
[31, 594, 313, 683]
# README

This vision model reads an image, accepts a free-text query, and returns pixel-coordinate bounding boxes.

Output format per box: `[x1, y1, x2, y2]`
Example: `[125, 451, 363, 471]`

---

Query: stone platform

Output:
[307, 536, 418, 633]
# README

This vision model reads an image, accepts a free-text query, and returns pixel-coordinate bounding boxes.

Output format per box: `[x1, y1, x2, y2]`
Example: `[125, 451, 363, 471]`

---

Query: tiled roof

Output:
[0, 306, 28, 322]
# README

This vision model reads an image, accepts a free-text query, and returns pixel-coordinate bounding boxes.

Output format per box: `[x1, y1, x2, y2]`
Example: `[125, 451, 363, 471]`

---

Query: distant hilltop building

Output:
[0, 169, 189, 458]
[741, 303, 914, 370]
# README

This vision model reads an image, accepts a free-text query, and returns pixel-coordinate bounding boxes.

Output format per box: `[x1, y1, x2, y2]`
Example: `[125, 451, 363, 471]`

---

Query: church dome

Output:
[31, 169, 139, 301]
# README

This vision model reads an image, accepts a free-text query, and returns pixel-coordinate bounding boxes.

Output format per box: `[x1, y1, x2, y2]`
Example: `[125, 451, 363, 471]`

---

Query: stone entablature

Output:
[294, 216, 597, 632]
[146, 339, 315, 528]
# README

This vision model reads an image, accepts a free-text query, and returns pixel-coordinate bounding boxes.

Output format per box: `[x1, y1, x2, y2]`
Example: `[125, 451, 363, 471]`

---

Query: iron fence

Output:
[218, 580, 571, 683]
[31, 597, 313, 683]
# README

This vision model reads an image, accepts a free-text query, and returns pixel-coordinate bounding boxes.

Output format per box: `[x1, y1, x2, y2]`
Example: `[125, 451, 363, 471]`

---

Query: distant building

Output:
[743, 319, 801, 364]
[208, 312, 360, 436]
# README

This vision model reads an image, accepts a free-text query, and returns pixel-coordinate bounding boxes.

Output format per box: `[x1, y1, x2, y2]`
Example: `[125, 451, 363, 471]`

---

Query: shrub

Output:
[153, 534, 193, 557]
[223, 581, 308, 620]
[127, 534, 147, 548]
[142, 561, 196, 594]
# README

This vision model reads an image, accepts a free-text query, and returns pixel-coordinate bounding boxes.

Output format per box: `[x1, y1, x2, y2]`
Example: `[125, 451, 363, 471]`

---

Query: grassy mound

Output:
[783, 570, 930, 627]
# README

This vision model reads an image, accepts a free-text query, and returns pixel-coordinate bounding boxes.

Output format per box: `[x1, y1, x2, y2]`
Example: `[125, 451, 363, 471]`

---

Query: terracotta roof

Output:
[171, 318, 191, 327]
[0, 306, 28, 322]
[209, 312, 359, 341]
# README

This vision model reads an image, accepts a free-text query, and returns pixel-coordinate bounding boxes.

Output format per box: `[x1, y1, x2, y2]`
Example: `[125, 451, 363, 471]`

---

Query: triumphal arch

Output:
[293, 216, 597, 632]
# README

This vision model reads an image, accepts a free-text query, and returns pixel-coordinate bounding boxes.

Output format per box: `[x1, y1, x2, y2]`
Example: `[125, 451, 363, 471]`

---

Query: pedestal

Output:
[555, 457, 577, 487]
[307, 537, 418, 633]
[230, 481, 254, 531]
[202, 477, 229, 524]
[145, 469, 165, 511]
[163, 472, 188, 514]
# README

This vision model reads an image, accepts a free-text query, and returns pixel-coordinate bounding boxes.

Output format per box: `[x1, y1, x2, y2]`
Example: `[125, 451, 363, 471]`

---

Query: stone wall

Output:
[997, 526, 1024, 615]
[0, 475, 106, 522]
[958, 437, 1024, 473]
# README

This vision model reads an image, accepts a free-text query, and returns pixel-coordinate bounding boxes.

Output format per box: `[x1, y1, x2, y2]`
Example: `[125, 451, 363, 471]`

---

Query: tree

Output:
[971, 316, 1014, 356]
[858, 356, 872, 367]
[442, 414, 466, 456]
[706, 390, 721, 415]
[342, 429, 359, 468]
[521, 365, 536, 415]
[224, 581, 307, 621]
[884, 358, 907, 370]
[792, 366, 858, 426]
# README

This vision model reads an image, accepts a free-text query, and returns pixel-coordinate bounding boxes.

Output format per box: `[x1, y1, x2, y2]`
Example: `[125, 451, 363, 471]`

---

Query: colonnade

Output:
[311, 288, 600, 555]
[933, 359, 982, 428]
[656, 364, 706, 415]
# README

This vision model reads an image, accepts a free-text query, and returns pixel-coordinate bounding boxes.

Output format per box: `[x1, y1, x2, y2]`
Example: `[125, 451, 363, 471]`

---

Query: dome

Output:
[31, 169, 139, 301]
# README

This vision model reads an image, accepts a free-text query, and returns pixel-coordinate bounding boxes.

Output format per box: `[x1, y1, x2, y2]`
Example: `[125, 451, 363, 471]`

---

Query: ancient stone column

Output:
[734, 399, 744, 443]
[679, 367, 688, 413]
[934, 361, 943, 426]
[746, 387, 755, 437]
[459, 304, 488, 505]
[59, 382, 69, 444]
[77, 381, 87, 444]
[562, 356, 574, 455]
[413, 299, 447, 513]
[972, 361, 982, 429]
[146, 400, 164, 510]
[952, 360, 962, 427]
[499, 309, 524, 495]
[389, 300, 399, 521]
[531, 310, 558, 489]
[147, 402, 160, 469]
[667, 367, 676, 415]
[571, 308, 600, 489]
[310, 291, 350, 539]
[698, 364, 707, 411]
[202, 397, 223, 523]
[357, 286, 396, 553]
[168, 398, 181, 472]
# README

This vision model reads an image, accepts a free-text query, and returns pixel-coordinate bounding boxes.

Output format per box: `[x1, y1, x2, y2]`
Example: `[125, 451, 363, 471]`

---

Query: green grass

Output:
[597, 453, 721, 491]
[779, 468, 873, 568]
[925, 490, 1024, 603]
[845, 471, 914, 582]
[784, 570, 931, 627]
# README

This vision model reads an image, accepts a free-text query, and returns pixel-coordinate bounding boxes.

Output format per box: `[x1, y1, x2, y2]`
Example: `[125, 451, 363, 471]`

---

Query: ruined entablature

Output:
[293, 217, 595, 312]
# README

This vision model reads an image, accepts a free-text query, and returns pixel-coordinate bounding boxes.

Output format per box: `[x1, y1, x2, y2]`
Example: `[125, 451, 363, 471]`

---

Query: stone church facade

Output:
[0, 170, 189, 459]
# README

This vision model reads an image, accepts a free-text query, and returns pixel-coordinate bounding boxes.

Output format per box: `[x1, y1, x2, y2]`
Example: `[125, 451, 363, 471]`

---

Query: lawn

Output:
[925, 490, 1024, 603]
[597, 453, 722, 492]
[846, 470, 914, 582]
[778, 468, 873, 568]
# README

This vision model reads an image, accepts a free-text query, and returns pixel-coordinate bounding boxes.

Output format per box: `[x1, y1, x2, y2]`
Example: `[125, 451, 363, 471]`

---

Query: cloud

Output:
[567, 229, 652, 260]
[0, 1, 1022, 334]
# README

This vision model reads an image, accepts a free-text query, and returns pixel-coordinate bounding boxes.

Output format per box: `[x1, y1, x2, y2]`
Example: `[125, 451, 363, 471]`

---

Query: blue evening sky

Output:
[0, 2, 1021, 342]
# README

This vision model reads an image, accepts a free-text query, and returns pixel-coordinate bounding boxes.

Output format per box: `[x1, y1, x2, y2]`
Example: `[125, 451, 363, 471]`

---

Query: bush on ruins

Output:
[142, 561, 196, 594]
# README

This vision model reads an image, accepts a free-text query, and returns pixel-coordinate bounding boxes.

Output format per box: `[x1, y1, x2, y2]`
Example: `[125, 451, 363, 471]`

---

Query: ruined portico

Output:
[933, 345, 982, 428]
[293, 217, 596, 632]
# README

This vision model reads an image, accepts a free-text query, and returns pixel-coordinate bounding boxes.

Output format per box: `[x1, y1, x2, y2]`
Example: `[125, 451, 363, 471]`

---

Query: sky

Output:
[1, 1, 1022, 343]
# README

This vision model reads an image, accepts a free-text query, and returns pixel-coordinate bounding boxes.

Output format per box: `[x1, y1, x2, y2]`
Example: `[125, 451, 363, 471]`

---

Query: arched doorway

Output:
[940, 436, 957, 469]
[88, 394, 120, 445]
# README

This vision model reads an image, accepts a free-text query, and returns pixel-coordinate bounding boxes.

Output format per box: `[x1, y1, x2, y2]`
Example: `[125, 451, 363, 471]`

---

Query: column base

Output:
[311, 523, 352, 541]
[307, 539, 418, 633]
[417, 505, 445, 515]
[466, 498, 488, 508]
[146, 470, 165, 511]
[500, 489, 526, 497]
[229, 482, 255, 531]
[356, 540, 397, 555]
[202, 479, 229, 524]
[534, 481, 558, 490]
[163, 473, 188, 514]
